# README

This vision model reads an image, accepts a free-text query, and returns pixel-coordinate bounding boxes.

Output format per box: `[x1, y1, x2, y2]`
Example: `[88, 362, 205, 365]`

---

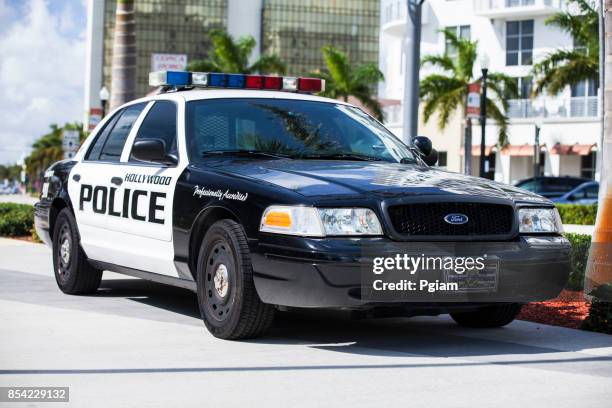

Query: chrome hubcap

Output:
[213, 264, 229, 298]
[60, 238, 71, 264]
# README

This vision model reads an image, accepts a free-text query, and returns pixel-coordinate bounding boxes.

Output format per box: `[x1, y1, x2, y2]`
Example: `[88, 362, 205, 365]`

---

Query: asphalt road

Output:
[1, 238, 611, 407]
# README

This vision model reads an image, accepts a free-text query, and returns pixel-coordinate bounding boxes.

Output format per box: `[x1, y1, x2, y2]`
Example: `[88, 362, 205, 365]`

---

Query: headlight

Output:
[518, 208, 563, 233]
[260, 206, 383, 236]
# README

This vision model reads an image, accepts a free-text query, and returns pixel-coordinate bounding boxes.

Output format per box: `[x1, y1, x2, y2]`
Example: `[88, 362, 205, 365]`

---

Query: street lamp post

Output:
[99, 86, 110, 118]
[402, 0, 426, 145]
[533, 117, 543, 177]
[479, 54, 489, 178]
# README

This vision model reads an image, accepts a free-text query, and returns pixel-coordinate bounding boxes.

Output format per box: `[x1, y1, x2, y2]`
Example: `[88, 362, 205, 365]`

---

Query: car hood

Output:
[201, 159, 551, 204]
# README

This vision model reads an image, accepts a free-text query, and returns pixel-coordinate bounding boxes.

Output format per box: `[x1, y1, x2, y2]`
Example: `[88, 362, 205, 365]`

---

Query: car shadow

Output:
[94, 277, 612, 362]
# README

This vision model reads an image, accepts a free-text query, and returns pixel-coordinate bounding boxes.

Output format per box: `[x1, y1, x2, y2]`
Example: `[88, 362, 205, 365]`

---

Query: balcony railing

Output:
[474, 0, 565, 17]
[507, 97, 599, 119]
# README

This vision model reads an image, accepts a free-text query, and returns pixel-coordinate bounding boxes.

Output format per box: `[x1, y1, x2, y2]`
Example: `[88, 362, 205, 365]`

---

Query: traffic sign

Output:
[62, 130, 80, 152]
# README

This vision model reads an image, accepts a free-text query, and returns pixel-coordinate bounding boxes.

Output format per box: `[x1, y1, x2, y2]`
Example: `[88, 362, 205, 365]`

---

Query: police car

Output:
[35, 71, 571, 339]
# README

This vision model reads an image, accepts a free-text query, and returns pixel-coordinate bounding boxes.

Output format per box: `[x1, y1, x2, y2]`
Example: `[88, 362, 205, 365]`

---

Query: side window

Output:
[130, 100, 178, 162]
[85, 111, 122, 161]
[98, 103, 146, 162]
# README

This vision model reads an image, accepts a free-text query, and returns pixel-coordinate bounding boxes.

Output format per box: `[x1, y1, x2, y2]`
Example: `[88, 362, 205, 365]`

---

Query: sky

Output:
[0, 0, 87, 164]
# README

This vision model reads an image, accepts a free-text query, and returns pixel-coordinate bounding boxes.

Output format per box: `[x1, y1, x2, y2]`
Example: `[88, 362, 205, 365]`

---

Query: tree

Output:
[584, 1, 610, 318]
[188, 29, 286, 75]
[420, 29, 516, 146]
[311, 46, 384, 121]
[532, 0, 598, 96]
[24, 123, 86, 191]
[109, 0, 137, 111]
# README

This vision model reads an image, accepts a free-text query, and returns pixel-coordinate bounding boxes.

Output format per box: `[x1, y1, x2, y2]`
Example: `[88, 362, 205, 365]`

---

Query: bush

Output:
[0, 203, 34, 237]
[555, 204, 597, 225]
[564, 233, 591, 291]
[582, 283, 612, 334]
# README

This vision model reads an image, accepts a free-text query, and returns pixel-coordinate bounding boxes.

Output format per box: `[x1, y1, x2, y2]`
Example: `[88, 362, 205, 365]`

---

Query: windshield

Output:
[186, 98, 417, 163]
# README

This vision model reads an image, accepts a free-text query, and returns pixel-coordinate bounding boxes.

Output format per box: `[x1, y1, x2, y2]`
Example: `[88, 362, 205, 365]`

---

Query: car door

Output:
[103, 99, 186, 277]
[68, 102, 148, 265]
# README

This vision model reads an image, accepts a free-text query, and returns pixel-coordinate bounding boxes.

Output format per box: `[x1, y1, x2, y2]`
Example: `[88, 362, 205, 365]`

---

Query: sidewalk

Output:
[0, 194, 38, 205]
[563, 224, 594, 235]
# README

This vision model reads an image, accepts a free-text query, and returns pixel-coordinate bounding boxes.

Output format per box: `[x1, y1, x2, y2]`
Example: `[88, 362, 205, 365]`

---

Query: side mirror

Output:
[413, 136, 433, 157]
[131, 139, 177, 165]
[423, 149, 439, 166]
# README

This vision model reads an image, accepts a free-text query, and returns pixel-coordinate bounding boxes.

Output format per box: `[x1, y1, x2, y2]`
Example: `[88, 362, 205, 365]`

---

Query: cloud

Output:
[0, 0, 86, 164]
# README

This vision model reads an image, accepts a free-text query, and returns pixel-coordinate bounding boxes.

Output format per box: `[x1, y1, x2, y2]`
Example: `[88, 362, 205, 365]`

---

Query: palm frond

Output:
[485, 98, 509, 146]
[209, 29, 245, 72]
[485, 72, 517, 110]
[187, 59, 219, 73]
[250, 54, 287, 75]
[532, 49, 597, 95]
[420, 74, 465, 128]
[321, 45, 351, 91]
[421, 54, 455, 72]
[351, 63, 384, 86]
[352, 85, 384, 121]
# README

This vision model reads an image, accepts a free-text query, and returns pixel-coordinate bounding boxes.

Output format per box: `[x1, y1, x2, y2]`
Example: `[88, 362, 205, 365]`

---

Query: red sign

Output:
[88, 108, 103, 131]
[466, 82, 481, 119]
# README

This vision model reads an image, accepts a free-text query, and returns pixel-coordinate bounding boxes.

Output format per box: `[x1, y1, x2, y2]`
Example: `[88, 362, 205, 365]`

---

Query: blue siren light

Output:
[149, 70, 191, 87]
[208, 73, 227, 87]
[226, 74, 246, 88]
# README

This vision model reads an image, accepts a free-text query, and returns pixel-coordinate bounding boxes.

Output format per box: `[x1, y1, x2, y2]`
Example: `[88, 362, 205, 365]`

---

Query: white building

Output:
[378, 0, 601, 184]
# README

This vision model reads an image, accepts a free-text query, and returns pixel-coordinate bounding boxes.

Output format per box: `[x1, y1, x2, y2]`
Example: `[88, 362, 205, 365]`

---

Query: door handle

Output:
[111, 177, 123, 186]
[72, 174, 80, 182]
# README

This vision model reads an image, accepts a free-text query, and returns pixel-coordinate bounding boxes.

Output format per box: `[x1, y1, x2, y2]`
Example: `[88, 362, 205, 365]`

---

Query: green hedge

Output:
[555, 204, 597, 225]
[0, 203, 34, 237]
[564, 233, 591, 291]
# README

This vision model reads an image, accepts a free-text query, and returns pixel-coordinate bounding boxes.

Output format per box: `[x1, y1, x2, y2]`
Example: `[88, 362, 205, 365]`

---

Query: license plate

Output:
[444, 260, 499, 292]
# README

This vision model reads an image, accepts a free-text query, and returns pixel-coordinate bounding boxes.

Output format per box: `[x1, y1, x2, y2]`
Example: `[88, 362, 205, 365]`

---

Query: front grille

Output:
[387, 202, 515, 237]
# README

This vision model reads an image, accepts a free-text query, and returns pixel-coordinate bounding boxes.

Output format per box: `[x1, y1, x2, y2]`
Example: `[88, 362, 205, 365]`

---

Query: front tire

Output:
[450, 304, 522, 328]
[52, 208, 102, 294]
[196, 219, 274, 339]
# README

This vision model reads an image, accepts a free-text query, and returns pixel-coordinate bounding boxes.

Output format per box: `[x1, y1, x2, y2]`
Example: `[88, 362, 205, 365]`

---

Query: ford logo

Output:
[444, 213, 469, 225]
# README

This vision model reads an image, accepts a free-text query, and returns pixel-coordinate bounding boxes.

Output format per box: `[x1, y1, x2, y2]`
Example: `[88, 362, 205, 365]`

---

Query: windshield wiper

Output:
[202, 149, 291, 159]
[300, 153, 383, 162]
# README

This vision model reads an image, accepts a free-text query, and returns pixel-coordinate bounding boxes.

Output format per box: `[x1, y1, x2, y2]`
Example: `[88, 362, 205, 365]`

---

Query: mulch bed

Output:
[518, 290, 590, 329]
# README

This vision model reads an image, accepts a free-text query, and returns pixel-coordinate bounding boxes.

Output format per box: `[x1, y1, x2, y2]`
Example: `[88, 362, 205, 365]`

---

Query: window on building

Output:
[130, 101, 178, 162]
[571, 78, 598, 97]
[436, 151, 448, 168]
[513, 76, 532, 99]
[506, 20, 533, 66]
[580, 151, 597, 179]
[444, 25, 471, 57]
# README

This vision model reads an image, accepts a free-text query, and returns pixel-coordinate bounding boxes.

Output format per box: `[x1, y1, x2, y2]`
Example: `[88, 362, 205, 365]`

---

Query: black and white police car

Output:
[35, 71, 571, 339]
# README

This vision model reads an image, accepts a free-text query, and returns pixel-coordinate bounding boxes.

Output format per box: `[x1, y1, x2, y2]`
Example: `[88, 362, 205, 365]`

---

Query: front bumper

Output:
[250, 234, 572, 309]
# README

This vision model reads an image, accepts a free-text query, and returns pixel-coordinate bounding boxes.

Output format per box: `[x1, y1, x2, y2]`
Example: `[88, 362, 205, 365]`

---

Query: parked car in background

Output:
[514, 176, 591, 199]
[551, 181, 599, 205]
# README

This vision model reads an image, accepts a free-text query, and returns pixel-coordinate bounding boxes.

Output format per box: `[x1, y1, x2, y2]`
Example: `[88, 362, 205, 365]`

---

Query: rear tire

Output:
[52, 208, 102, 294]
[196, 219, 274, 339]
[450, 304, 522, 328]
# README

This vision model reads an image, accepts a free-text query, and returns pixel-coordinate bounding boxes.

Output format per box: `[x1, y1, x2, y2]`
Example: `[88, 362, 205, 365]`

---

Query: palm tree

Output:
[532, 0, 598, 95]
[24, 123, 85, 192]
[109, 0, 137, 111]
[188, 29, 286, 75]
[312, 46, 384, 121]
[420, 29, 516, 146]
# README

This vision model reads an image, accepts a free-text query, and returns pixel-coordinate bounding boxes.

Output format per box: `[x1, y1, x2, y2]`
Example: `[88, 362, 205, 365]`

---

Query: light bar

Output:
[148, 71, 325, 94]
